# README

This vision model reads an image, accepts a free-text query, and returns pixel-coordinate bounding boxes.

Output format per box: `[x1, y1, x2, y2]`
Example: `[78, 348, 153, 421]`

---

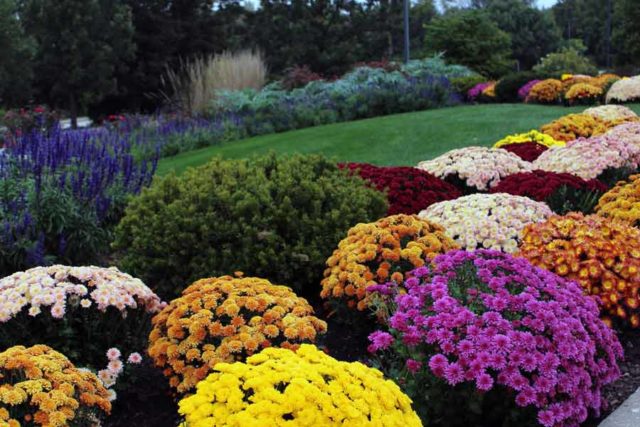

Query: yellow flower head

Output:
[596, 174, 640, 227]
[0, 345, 110, 426]
[178, 344, 422, 427]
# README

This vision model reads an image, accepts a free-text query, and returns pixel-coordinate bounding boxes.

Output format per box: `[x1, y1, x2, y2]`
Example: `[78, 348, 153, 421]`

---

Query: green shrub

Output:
[450, 75, 486, 100]
[495, 71, 548, 102]
[533, 46, 598, 76]
[113, 154, 388, 299]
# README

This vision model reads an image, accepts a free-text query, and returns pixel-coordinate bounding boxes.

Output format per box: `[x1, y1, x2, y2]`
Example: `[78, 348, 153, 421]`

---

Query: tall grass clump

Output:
[162, 50, 267, 115]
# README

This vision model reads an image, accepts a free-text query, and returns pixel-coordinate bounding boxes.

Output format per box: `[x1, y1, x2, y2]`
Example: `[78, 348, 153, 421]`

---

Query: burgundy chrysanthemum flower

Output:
[340, 163, 462, 215]
[501, 141, 549, 162]
[490, 170, 607, 201]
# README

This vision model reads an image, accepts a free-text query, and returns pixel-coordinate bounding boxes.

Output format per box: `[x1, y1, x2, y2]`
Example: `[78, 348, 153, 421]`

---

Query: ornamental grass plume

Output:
[416, 147, 532, 192]
[596, 174, 640, 226]
[606, 75, 640, 103]
[0, 345, 112, 426]
[526, 79, 563, 104]
[368, 250, 622, 427]
[564, 83, 603, 105]
[518, 213, 640, 328]
[533, 134, 640, 180]
[339, 163, 462, 215]
[419, 193, 552, 253]
[320, 214, 457, 312]
[0, 265, 165, 371]
[148, 275, 327, 394]
[540, 113, 611, 142]
[178, 344, 422, 426]
[584, 105, 638, 121]
[491, 170, 607, 214]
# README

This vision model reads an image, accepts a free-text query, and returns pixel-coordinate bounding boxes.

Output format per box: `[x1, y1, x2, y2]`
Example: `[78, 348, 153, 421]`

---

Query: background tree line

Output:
[0, 0, 638, 117]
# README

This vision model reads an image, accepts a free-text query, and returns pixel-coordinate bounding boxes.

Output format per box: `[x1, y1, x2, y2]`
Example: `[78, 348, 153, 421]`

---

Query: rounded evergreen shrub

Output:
[113, 154, 388, 299]
[495, 71, 548, 102]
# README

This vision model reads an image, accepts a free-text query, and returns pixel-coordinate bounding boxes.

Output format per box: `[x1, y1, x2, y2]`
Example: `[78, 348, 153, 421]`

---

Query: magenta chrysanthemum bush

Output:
[368, 250, 623, 427]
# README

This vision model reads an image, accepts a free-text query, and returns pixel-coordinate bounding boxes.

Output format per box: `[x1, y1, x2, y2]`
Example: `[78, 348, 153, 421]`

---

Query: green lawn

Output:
[157, 103, 640, 175]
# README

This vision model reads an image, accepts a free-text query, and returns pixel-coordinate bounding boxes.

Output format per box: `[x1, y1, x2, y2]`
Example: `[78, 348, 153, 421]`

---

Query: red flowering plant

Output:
[500, 142, 549, 162]
[368, 250, 623, 427]
[490, 170, 608, 214]
[340, 163, 462, 214]
[1, 105, 59, 146]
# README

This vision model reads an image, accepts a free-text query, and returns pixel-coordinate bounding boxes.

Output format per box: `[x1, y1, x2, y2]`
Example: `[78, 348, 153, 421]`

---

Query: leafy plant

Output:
[114, 154, 388, 300]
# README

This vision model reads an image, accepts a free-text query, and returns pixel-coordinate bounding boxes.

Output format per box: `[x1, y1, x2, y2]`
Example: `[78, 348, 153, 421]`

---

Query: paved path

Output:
[600, 388, 640, 426]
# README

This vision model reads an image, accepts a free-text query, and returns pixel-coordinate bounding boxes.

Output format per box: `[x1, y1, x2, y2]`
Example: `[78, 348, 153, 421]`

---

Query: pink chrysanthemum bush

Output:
[0, 265, 165, 377]
[416, 147, 532, 193]
[533, 134, 640, 183]
[368, 250, 623, 427]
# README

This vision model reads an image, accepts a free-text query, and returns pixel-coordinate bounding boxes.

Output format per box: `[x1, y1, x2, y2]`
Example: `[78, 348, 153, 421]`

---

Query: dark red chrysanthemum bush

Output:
[491, 170, 608, 214]
[340, 163, 462, 215]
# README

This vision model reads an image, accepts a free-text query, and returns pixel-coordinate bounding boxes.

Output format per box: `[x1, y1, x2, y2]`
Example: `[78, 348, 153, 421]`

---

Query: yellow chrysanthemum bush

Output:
[493, 130, 564, 149]
[517, 213, 640, 328]
[0, 345, 111, 427]
[596, 174, 640, 226]
[320, 214, 458, 314]
[525, 79, 563, 104]
[178, 344, 422, 427]
[564, 83, 603, 105]
[540, 113, 611, 142]
[148, 275, 327, 394]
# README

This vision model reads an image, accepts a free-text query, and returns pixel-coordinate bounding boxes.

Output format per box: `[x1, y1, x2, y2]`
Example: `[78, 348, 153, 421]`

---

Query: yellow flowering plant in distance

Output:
[148, 275, 327, 394]
[540, 113, 611, 142]
[526, 79, 563, 104]
[596, 174, 640, 226]
[564, 83, 603, 105]
[493, 130, 565, 149]
[178, 344, 422, 427]
[518, 213, 640, 328]
[0, 345, 111, 427]
[320, 214, 457, 312]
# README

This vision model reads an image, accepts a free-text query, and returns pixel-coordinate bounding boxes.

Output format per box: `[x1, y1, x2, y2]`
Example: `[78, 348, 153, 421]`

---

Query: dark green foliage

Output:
[21, 0, 135, 126]
[544, 185, 604, 215]
[495, 71, 547, 102]
[0, 177, 111, 276]
[114, 154, 388, 299]
[483, 0, 561, 70]
[614, 0, 640, 67]
[0, 0, 34, 106]
[425, 9, 513, 78]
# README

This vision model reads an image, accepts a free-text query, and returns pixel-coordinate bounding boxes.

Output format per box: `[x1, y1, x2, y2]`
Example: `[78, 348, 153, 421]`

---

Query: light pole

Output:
[403, 0, 410, 63]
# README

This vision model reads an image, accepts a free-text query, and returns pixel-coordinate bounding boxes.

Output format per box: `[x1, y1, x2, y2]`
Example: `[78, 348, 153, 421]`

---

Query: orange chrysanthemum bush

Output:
[564, 83, 603, 105]
[320, 214, 458, 314]
[526, 79, 563, 104]
[540, 113, 611, 142]
[596, 174, 640, 226]
[147, 275, 327, 395]
[0, 345, 111, 427]
[518, 213, 640, 328]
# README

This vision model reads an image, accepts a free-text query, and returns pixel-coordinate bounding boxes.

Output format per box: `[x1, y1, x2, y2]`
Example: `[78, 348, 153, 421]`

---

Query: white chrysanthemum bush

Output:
[419, 193, 552, 253]
[0, 265, 165, 386]
[416, 147, 531, 192]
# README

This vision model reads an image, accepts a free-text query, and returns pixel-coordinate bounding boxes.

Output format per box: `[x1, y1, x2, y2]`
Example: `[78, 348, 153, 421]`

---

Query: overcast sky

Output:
[536, 0, 558, 8]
